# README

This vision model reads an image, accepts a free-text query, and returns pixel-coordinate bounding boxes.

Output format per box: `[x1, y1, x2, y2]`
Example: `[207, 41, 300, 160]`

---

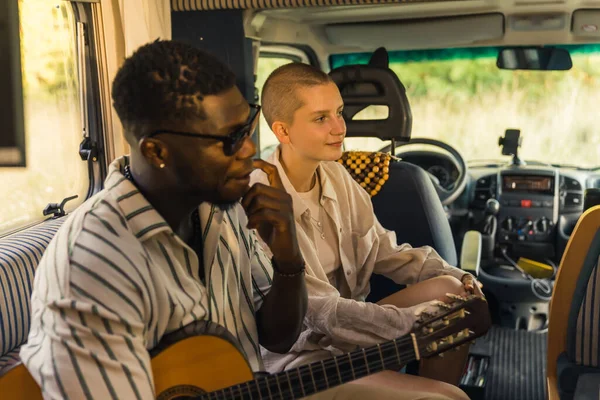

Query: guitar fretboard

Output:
[202, 334, 417, 400]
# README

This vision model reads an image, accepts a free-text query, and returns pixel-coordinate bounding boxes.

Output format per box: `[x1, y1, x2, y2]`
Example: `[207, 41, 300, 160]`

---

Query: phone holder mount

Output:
[499, 129, 524, 166]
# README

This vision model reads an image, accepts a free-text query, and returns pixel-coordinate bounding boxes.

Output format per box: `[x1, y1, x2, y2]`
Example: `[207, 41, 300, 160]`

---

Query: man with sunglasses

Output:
[19, 40, 309, 399]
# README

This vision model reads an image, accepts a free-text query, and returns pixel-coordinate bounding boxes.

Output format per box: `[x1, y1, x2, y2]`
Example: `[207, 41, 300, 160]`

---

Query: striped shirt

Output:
[20, 156, 273, 400]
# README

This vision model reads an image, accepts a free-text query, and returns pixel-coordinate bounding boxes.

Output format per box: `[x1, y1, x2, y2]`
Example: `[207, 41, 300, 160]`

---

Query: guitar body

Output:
[150, 321, 254, 399]
[0, 296, 491, 399]
[0, 360, 42, 400]
[0, 321, 255, 400]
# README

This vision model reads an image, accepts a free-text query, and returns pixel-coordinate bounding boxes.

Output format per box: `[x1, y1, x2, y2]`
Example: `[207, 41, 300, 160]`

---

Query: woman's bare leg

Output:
[376, 276, 471, 385]
[352, 371, 469, 400]
[377, 275, 468, 307]
[304, 370, 469, 400]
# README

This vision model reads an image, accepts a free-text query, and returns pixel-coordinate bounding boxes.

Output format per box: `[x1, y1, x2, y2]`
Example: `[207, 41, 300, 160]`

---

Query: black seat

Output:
[329, 48, 457, 302]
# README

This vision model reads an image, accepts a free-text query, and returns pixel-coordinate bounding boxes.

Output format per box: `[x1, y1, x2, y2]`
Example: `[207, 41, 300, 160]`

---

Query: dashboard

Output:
[400, 151, 460, 190]
[402, 150, 600, 262]
[469, 165, 599, 255]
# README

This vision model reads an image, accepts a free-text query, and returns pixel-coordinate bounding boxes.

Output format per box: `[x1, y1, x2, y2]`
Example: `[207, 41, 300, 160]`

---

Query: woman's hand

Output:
[461, 274, 484, 297]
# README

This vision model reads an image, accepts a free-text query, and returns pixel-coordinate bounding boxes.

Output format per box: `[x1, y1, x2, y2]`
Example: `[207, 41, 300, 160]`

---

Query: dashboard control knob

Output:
[515, 218, 533, 235]
[503, 217, 515, 232]
[535, 217, 550, 234]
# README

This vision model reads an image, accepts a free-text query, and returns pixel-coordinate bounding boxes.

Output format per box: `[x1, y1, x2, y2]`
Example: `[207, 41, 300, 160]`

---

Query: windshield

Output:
[331, 45, 600, 168]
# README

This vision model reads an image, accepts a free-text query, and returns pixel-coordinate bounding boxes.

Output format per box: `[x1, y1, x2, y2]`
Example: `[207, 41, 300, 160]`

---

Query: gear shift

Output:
[486, 198, 500, 216]
[478, 198, 499, 260]
[482, 199, 499, 236]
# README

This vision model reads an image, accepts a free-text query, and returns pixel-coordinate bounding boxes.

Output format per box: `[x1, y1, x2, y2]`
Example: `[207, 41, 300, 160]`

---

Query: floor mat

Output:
[477, 325, 548, 400]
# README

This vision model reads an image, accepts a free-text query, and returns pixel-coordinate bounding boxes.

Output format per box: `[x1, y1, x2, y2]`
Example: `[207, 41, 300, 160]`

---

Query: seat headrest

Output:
[368, 47, 389, 68]
[329, 47, 412, 142]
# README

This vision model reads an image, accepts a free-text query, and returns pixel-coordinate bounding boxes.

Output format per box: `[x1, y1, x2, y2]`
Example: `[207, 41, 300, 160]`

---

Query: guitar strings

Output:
[204, 309, 470, 399]
[205, 340, 420, 400]
[209, 330, 472, 400]
[209, 335, 417, 398]
[205, 350, 416, 400]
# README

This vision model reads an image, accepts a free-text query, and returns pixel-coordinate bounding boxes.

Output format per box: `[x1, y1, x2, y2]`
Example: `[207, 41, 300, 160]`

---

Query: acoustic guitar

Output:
[0, 294, 491, 399]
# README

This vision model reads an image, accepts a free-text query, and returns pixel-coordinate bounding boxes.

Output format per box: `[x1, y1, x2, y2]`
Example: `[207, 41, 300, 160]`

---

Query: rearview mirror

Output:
[497, 47, 572, 71]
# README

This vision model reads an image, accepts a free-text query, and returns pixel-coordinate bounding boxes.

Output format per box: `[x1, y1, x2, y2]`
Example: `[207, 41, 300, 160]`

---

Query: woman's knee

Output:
[428, 380, 470, 400]
[431, 275, 464, 297]
[359, 371, 469, 400]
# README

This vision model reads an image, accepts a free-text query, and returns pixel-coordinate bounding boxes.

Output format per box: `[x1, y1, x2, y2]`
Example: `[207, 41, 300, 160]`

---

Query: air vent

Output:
[589, 177, 600, 189]
[565, 193, 583, 207]
[473, 174, 496, 208]
[476, 175, 495, 190]
[560, 176, 584, 210]
[560, 176, 582, 191]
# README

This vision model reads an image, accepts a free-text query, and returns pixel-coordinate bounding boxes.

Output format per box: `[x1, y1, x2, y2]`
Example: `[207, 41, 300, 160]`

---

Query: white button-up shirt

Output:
[250, 146, 467, 373]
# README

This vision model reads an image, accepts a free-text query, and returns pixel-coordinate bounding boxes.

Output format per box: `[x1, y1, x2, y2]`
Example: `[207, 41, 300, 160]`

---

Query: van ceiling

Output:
[245, 0, 600, 64]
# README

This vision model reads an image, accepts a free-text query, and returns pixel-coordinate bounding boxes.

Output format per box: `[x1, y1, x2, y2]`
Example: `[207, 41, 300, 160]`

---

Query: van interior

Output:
[1, 1, 600, 399]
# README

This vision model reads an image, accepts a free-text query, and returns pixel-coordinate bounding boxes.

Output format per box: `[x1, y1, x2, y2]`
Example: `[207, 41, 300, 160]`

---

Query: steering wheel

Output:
[380, 138, 468, 206]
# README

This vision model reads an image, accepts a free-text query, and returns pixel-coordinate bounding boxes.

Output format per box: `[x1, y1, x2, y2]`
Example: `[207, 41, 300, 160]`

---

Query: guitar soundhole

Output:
[156, 384, 206, 400]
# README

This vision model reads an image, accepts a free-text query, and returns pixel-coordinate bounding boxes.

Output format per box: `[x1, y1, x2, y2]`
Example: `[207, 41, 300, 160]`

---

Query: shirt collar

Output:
[105, 156, 227, 270]
[267, 146, 338, 220]
[317, 163, 338, 202]
[104, 156, 173, 241]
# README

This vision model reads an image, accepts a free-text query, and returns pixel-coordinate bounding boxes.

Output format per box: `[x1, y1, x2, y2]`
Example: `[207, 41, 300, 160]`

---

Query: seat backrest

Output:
[372, 161, 458, 265]
[547, 205, 600, 400]
[336, 150, 456, 264]
[0, 218, 65, 370]
[338, 153, 459, 302]
[330, 48, 458, 301]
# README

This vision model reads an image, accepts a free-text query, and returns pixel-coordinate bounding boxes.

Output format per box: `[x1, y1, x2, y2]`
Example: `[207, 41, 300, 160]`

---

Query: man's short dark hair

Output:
[261, 63, 333, 128]
[112, 40, 236, 142]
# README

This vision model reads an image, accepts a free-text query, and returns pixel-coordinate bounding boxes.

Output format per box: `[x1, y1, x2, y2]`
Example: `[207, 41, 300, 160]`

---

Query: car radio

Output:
[497, 171, 558, 254]
[502, 175, 554, 195]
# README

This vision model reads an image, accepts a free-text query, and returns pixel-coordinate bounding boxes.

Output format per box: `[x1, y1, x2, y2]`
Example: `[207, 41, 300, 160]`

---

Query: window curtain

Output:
[98, 0, 171, 159]
[118, 0, 171, 56]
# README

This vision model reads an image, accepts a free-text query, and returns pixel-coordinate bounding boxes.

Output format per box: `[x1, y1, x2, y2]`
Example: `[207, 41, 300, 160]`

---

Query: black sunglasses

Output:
[144, 104, 261, 156]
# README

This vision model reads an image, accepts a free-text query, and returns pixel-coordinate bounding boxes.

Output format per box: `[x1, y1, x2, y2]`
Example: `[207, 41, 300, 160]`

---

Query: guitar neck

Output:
[204, 334, 418, 400]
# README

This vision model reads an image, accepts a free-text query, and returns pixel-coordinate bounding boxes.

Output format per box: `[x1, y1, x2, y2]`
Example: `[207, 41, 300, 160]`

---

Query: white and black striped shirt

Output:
[20, 157, 273, 400]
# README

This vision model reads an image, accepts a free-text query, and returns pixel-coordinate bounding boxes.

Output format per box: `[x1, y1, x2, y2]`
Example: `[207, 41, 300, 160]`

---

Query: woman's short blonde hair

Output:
[261, 63, 333, 127]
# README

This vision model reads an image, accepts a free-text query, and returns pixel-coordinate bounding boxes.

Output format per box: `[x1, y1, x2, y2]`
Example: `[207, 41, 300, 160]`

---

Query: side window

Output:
[0, 1, 88, 232]
[256, 56, 295, 159]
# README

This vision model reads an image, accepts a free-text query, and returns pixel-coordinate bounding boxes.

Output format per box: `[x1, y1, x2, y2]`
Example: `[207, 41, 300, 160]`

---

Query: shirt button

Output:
[317, 222, 322, 227]
[321, 233, 325, 239]
[346, 270, 351, 276]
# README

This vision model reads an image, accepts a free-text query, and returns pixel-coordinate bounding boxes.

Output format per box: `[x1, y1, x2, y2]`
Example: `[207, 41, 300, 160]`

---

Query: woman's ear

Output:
[271, 121, 291, 145]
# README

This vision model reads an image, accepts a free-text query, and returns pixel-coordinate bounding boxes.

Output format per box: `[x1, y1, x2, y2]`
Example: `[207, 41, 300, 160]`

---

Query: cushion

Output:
[0, 217, 65, 364]
[338, 151, 394, 197]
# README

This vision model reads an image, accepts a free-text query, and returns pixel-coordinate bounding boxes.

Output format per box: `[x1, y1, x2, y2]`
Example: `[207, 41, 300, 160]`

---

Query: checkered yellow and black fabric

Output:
[337, 151, 393, 197]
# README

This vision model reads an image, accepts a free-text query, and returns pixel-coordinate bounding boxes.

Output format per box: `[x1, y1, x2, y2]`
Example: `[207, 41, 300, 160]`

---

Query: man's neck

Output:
[279, 146, 320, 193]
[128, 157, 201, 239]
